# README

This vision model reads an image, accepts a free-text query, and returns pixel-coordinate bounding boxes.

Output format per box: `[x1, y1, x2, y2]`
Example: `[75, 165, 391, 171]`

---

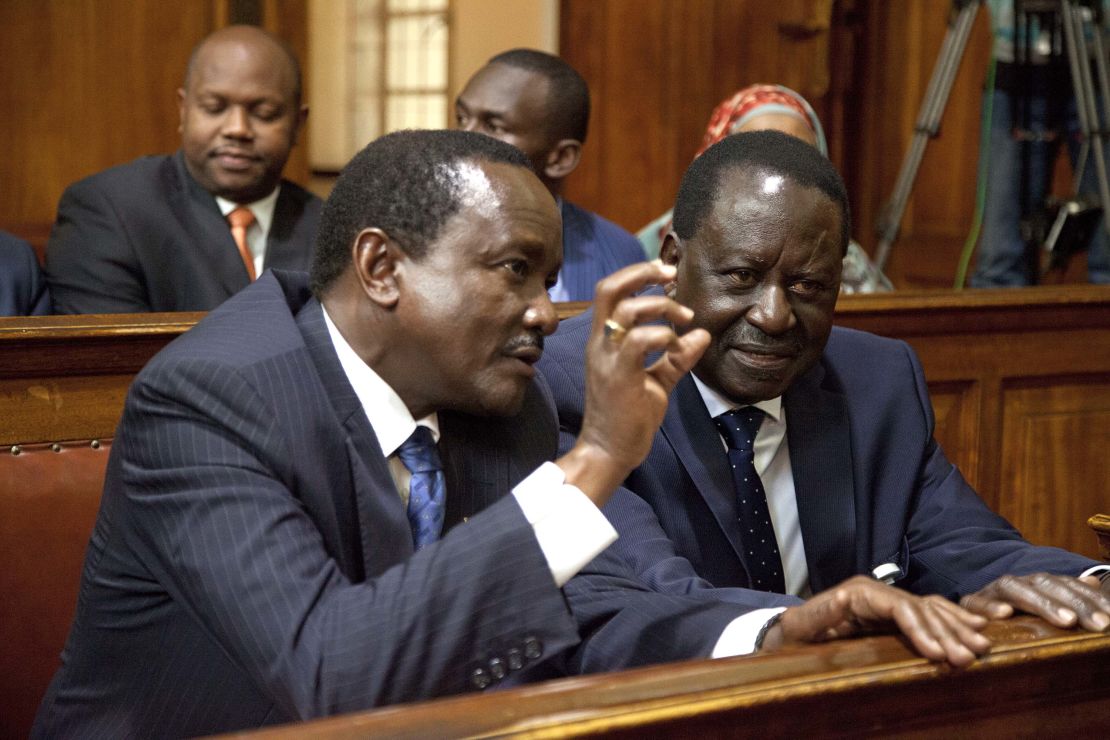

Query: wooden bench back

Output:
[0, 312, 198, 738]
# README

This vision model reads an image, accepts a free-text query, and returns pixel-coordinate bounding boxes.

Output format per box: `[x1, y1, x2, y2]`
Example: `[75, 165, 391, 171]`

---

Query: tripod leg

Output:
[1063, 2, 1110, 243]
[874, 1, 981, 272]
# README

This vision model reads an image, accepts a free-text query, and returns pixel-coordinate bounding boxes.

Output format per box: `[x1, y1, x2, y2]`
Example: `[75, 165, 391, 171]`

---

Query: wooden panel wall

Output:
[0, 0, 309, 253]
[559, 0, 838, 239]
[559, 0, 1000, 289]
[835, 285, 1110, 560]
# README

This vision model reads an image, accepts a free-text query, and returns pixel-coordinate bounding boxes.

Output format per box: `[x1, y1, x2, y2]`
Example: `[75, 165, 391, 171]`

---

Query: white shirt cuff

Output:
[512, 461, 618, 587]
[1080, 565, 1110, 580]
[711, 607, 788, 658]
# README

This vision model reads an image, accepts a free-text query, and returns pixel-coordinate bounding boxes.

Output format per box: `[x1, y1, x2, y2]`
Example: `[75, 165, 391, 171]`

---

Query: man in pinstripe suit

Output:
[32, 130, 712, 737]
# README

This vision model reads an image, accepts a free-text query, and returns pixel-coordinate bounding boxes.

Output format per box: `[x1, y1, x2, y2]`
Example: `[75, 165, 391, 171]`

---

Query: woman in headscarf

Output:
[638, 84, 891, 293]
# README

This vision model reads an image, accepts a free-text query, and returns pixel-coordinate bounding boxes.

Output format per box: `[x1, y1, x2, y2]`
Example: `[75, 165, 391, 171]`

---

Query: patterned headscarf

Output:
[695, 84, 828, 158]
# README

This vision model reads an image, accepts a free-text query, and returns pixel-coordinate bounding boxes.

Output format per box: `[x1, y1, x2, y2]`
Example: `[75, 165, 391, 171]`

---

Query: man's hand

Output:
[556, 261, 710, 506]
[959, 572, 1110, 632]
[762, 576, 991, 668]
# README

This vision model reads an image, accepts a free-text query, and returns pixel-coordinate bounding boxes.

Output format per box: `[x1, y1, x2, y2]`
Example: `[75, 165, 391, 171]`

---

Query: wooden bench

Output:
[0, 312, 200, 738]
[227, 616, 1110, 738]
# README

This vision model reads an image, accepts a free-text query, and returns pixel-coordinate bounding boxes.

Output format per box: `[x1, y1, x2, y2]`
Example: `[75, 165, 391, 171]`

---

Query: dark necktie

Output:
[395, 426, 446, 550]
[714, 408, 786, 593]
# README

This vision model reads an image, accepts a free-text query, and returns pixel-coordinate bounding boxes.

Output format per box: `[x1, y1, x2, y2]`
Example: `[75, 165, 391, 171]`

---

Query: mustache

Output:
[724, 325, 803, 355]
[503, 332, 544, 353]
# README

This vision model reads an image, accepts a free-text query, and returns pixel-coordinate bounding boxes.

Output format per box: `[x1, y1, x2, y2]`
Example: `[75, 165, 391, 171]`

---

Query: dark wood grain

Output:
[223, 617, 1110, 739]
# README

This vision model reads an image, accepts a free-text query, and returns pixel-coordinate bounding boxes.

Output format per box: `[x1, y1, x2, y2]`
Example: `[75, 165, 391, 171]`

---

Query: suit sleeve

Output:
[897, 342, 1099, 598]
[115, 357, 580, 718]
[45, 181, 152, 313]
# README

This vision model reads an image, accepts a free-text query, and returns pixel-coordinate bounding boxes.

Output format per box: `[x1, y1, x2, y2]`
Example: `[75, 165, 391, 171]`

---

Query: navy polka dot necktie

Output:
[395, 426, 446, 550]
[714, 408, 786, 593]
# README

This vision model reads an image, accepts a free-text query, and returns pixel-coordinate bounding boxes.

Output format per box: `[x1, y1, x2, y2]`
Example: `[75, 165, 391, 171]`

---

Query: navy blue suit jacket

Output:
[539, 308, 1098, 668]
[0, 230, 50, 315]
[45, 152, 321, 314]
[554, 200, 646, 302]
[34, 271, 580, 738]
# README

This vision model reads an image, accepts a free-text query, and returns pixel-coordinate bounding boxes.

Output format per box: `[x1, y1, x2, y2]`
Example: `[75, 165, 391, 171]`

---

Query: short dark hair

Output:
[310, 129, 533, 295]
[184, 25, 303, 107]
[488, 48, 590, 143]
[672, 130, 850, 254]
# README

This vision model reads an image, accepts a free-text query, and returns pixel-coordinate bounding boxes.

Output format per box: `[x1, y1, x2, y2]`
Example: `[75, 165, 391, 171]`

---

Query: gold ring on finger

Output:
[603, 318, 628, 343]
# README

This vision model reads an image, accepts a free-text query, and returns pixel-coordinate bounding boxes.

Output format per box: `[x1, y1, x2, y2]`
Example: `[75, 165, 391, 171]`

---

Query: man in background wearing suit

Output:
[45, 25, 321, 313]
[0, 230, 50, 315]
[456, 48, 645, 302]
[539, 131, 1110, 672]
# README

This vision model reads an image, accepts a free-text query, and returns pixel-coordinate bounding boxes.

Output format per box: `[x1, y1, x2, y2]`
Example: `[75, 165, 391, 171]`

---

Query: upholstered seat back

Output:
[0, 440, 110, 738]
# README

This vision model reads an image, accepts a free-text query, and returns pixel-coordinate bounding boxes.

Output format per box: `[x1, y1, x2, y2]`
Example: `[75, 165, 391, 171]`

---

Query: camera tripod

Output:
[873, 0, 1110, 281]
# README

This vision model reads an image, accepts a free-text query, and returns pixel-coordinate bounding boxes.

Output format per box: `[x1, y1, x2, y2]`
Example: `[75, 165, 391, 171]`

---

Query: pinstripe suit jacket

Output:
[554, 200, 647, 302]
[33, 270, 579, 738]
[538, 306, 1098, 673]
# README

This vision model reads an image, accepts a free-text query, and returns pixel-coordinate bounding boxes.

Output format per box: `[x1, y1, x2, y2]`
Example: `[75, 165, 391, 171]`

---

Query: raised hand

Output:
[959, 572, 1110, 633]
[556, 261, 710, 505]
[763, 576, 992, 668]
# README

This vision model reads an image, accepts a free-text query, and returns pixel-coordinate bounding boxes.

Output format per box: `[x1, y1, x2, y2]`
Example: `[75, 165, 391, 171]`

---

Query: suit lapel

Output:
[169, 152, 251, 297]
[784, 361, 857, 593]
[295, 297, 413, 577]
[660, 376, 754, 585]
[263, 184, 310, 272]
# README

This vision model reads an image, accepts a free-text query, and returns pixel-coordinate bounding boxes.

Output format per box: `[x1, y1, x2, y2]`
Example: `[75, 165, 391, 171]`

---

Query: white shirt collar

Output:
[691, 372, 782, 423]
[321, 305, 440, 458]
[215, 186, 281, 235]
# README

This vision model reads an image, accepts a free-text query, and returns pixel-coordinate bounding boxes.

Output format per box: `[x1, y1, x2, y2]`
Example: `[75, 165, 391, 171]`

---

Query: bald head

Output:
[178, 25, 307, 203]
[185, 25, 302, 107]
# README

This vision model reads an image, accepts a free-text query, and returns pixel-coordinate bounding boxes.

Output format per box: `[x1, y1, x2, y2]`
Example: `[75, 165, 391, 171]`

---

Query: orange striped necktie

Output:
[227, 206, 257, 281]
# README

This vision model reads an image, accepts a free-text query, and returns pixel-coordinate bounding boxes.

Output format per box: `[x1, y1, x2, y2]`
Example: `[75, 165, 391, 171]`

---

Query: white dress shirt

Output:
[322, 307, 616, 587]
[216, 187, 281, 277]
[688, 376, 802, 656]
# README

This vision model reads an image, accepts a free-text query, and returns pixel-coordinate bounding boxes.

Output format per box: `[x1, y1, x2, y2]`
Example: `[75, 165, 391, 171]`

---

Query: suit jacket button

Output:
[489, 656, 506, 680]
[470, 667, 492, 689]
[507, 647, 524, 671]
[523, 636, 542, 660]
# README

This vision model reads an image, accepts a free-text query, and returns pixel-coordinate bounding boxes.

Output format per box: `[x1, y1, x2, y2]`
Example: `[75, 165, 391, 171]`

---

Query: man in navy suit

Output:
[45, 25, 321, 313]
[32, 129, 722, 737]
[455, 48, 645, 301]
[0, 230, 50, 315]
[539, 131, 1110, 671]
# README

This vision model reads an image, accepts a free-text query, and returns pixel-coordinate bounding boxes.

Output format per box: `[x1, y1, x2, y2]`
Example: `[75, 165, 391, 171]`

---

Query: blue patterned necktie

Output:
[395, 426, 446, 550]
[714, 408, 786, 593]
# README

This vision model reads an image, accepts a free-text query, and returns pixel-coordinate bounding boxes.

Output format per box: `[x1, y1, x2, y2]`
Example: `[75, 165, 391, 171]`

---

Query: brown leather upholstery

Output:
[0, 440, 110, 739]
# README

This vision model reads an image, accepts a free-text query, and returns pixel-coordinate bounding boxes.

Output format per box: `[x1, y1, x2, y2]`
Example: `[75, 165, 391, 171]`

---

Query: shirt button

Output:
[507, 647, 524, 671]
[489, 656, 506, 680]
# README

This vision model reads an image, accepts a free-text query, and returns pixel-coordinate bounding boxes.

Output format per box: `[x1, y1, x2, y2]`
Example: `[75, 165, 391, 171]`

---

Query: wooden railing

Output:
[225, 617, 1110, 739]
